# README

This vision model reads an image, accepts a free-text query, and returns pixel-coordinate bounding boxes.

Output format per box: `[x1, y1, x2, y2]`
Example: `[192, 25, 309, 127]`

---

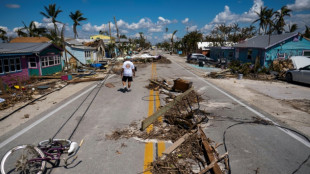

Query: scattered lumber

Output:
[149, 79, 171, 90]
[199, 152, 228, 174]
[30, 79, 59, 87]
[67, 77, 106, 84]
[140, 88, 194, 130]
[31, 76, 62, 79]
[209, 69, 231, 78]
[198, 126, 223, 174]
[162, 130, 196, 156]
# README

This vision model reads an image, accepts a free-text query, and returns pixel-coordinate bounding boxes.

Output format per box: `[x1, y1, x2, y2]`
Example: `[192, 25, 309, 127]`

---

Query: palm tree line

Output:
[0, 4, 87, 46]
[157, 5, 310, 55]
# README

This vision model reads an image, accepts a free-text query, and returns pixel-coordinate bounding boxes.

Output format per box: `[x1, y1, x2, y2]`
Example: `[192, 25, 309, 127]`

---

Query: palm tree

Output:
[275, 6, 292, 34]
[46, 24, 66, 47]
[288, 24, 298, 33]
[171, 30, 178, 53]
[265, 8, 276, 34]
[40, 4, 62, 32]
[16, 28, 28, 37]
[69, 10, 87, 39]
[20, 21, 47, 37]
[253, 6, 268, 34]
[0, 28, 8, 43]
[182, 31, 203, 54]
[304, 25, 310, 38]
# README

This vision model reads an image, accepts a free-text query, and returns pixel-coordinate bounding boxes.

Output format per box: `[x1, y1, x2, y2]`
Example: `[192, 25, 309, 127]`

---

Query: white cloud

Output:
[187, 25, 198, 32]
[212, 5, 239, 24]
[182, 18, 189, 24]
[5, 4, 20, 9]
[0, 26, 9, 32]
[120, 29, 129, 34]
[202, 24, 213, 31]
[42, 17, 52, 23]
[287, 0, 310, 11]
[239, 0, 264, 22]
[82, 17, 177, 35]
[163, 33, 177, 41]
[148, 26, 163, 32]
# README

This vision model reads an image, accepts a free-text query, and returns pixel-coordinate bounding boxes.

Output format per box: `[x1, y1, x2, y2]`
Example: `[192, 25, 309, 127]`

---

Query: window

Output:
[4, 59, 9, 72]
[10, 59, 15, 72]
[54, 55, 61, 64]
[48, 57, 54, 66]
[41, 55, 60, 67]
[1, 57, 21, 73]
[277, 53, 286, 59]
[29, 57, 37, 68]
[247, 49, 252, 60]
[85, 51, 91, 57]
[41, 57, 48, 67]
[304, 50, 310, 57]
[0, 59, 3, 74]
[16, 58, 21, 71]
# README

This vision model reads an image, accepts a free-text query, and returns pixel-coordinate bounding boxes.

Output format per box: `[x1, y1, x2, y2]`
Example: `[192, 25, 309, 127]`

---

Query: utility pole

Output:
[114, 16, 121, 56]
[109, 22, 112, 44]
[114, 16, 120, 45]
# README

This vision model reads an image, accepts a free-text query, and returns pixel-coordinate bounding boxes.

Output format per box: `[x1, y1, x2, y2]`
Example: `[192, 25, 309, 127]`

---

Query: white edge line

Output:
[172, 59, 310, 148]
[0, 75, 115, 149]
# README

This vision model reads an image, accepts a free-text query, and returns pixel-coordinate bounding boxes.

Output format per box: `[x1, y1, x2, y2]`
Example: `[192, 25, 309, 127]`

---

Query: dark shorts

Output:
[122, 76, 133, 82]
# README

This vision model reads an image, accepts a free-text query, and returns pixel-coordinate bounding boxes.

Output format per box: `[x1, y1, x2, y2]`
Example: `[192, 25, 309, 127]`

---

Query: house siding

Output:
[234, 35, 310, 67]
[41, 64, 62, 76]
[0, 56, 29, 86]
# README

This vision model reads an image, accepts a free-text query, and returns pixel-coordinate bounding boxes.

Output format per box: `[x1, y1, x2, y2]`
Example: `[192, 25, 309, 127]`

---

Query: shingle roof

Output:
[10, 37, 50, 43]
[0, 43, 52, 54]
[234, 32, 298, 49]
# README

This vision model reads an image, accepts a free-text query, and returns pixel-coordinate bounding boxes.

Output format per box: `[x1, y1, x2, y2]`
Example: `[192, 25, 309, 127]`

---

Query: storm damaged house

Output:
[233, 32, 310, 67]
[64, 39, 105, 65]
[0, 42, 63, 85]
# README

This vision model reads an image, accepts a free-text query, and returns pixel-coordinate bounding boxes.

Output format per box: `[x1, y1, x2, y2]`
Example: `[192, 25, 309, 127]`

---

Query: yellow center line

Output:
[143, 63, 165, 173]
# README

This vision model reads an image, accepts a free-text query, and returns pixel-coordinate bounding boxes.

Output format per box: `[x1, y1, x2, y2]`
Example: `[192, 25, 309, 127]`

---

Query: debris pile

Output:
[106, 83, 229, 173]
[272, 59, 294, 78]
[0, 65, 109, 111]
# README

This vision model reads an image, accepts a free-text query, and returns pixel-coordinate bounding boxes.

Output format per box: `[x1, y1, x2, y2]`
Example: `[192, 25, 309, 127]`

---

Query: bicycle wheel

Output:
[38, 139, 71, 148]
[1, 145, 46, 174]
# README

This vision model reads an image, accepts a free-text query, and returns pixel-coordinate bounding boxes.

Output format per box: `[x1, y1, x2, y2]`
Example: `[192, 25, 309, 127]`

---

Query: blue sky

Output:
[1, 0, 310, 43]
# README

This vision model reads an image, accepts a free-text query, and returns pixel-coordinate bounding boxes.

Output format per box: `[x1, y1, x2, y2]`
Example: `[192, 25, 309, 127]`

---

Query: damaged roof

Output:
[0, 42, 53, 54]
[10, 37, 51, 43]
[234, 32, 299, 49]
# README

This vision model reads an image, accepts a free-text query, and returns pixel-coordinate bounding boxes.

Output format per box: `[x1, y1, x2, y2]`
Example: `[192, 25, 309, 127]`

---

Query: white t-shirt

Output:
[122, 60, 135, 76]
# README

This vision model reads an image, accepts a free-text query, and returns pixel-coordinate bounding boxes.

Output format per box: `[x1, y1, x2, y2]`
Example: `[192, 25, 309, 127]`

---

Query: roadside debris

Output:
[106, 86, 228, 173]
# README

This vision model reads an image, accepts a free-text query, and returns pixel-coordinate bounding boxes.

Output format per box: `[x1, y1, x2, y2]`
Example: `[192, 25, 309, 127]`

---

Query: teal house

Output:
[0, 43, 63, 85]
[233, 33, 310, 67]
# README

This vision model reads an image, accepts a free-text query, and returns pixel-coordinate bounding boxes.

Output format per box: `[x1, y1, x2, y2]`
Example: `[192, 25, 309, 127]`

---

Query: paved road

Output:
[0, 50, 309, 174]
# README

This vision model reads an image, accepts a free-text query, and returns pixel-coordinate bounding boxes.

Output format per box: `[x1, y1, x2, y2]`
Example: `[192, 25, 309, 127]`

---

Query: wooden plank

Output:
[162, 133, 191, 155]
[67, 77, 106, 84]
[199, 153, 228, 174]
[141, 88, 194, 131]
[149, 79, 171, 90]
[198, 126, 222, 174]
[31, 76, 62, 79]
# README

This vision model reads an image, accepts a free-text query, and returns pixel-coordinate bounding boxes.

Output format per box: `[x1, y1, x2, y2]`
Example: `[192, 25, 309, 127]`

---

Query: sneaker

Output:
[127, 88, 131, 92]
[123, 86, 127, 91]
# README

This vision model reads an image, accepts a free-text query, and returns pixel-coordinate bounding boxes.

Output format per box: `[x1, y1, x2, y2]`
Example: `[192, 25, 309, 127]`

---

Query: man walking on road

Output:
[121, 56, 135, 92]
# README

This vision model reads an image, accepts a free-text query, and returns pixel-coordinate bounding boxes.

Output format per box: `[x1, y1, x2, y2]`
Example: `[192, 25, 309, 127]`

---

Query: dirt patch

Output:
[281, 99, 310, 114]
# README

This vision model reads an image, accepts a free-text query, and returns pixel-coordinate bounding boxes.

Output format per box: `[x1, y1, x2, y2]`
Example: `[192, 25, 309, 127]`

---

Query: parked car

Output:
[285, 56, 310, 84]
[187, 53, 212, 62]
